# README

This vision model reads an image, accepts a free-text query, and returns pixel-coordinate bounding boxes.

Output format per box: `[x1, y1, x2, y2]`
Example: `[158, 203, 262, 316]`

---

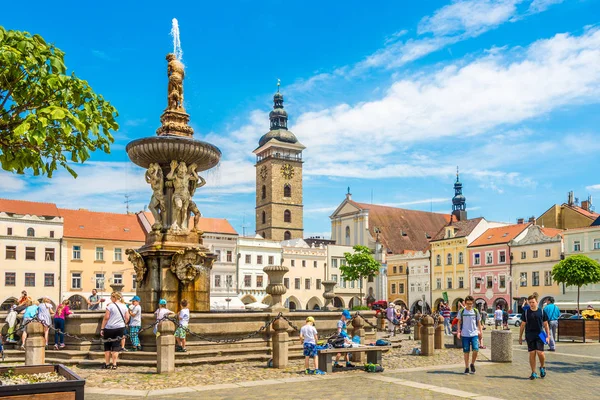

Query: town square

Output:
[1, 1, 600, 399]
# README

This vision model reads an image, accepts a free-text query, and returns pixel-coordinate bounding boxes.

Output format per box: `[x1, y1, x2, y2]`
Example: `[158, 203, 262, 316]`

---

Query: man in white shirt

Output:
[494, 306, 503, 330]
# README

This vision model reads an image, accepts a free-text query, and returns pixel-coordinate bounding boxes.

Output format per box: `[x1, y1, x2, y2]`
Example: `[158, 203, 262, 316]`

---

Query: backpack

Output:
[459, 308, 480, 327]
[375, 339, 391, 346]
[328, 335, 346, 348]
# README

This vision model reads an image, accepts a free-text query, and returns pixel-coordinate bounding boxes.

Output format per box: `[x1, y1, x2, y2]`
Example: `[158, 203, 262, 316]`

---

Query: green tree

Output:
[552, 255, 600, 314]
[341, 245, 380, 306]
[0, 27, 118, 178]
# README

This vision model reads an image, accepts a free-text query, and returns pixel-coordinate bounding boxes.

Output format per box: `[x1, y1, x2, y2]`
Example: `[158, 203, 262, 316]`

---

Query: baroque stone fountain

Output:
[125, 25, 220, 312]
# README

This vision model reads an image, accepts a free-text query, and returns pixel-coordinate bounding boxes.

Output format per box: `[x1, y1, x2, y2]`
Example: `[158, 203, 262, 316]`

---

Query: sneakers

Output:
[305, 369, 313, 375]
[464, 368, 470, 374]
[333, 363, 343, 369]
[314, 369, 326, 375]
[59, 344, 66, 349]
[540, 367, 546, 378]
[346, 362, 355, 368]
[470, 363, 476, 374]
[548, 349, 556, 352]
[530, 372, 539, 380]
[54, 344, 59, 350]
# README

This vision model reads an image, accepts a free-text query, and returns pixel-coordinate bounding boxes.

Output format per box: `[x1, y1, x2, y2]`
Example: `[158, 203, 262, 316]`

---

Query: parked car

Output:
[485, 316, 495, 326]
[559, 313, 574, 319]
[508, 313, 522, 326]
[371, 300, 388, 315]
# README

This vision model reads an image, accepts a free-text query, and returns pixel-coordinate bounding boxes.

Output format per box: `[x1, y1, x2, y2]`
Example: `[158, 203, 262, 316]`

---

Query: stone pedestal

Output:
[377, 313, 385, 331]
[491, 330, 513, 362]
[420, 316, 434, 356]
[25, 321, 45, 365]
[322, 281, 337, 310]
[156, 319, 176, 373]
[414, 313, 422, 341]
[351, 314, 366, 363]
[264, 265, 289, 312]
[434, 316, 445, 350]
[271, 318, 289, 369]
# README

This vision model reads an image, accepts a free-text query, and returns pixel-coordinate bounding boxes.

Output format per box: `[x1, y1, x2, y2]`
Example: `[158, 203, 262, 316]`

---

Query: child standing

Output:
[20, 300, 38, 350]
[5, 305, 19, 343]
[153, 299, 174, 336]
[128, 296, 142, 351]
[38, 297, 54, 348]
[300, 316, 324, 375]
[175, 299, 190, 352]
[53, 300, 72, 349]
[333, 310, 355, 369]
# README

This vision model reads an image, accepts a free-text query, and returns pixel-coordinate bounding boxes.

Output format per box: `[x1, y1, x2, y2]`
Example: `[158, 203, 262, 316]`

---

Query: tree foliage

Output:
[341, 245, 380, 305]
[0, 27, 118, 178]
[552, 254, 600, 312]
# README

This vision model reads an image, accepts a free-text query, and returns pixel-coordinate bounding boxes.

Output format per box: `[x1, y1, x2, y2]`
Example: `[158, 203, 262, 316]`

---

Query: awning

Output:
[210, 296, 246, 311]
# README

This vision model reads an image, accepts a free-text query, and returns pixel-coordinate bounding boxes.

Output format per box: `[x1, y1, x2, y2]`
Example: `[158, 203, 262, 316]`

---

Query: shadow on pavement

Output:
[546, 360, 600, 377]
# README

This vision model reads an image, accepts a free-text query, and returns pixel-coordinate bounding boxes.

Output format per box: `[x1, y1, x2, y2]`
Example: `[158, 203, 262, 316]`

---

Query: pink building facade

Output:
[468, 244, 511, 312]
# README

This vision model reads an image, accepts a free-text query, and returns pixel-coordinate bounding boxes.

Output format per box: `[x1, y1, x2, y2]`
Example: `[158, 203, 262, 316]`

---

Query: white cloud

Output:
[0, 172, 26, 193]
[586, 184, 600, 191]
[528, 0, 565, 13]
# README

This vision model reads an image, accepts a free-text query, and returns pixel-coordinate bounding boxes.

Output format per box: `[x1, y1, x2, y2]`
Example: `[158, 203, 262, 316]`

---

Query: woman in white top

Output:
[100, 292, 130, 369]
[37, 297, 54, 348]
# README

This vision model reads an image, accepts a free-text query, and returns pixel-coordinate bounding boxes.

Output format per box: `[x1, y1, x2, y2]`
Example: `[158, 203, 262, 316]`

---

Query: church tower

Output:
[452, 167, 467, 221]
[254, 83, 305, 241]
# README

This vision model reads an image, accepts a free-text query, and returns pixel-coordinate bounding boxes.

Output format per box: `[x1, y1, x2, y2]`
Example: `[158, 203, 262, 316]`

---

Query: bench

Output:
[317, 346, 390, 374]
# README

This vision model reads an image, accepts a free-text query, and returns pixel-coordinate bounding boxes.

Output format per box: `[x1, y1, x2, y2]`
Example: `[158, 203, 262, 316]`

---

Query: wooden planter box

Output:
[558, 319, 600, 343]
[0, 364, 85, 400]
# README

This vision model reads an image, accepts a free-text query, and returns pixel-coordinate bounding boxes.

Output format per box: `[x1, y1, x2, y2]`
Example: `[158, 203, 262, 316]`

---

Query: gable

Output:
[330, 199, 361, 218]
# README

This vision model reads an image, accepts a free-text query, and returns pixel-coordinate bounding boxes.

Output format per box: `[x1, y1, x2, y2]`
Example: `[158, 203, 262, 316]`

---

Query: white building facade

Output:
[237, 235, 282, 306]
[281, 239, 327, 310]
[205, 229, 244, 311]
[404, 251, 432, 314]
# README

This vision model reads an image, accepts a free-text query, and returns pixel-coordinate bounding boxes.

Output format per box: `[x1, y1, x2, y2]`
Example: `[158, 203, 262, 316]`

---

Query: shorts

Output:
[526, 338, 544, 352]
[175, 326, 187, 339]
[461, 336, 479, 353]
[103, 328, 125, 352]
[303, 342, 317, 357]
[495, 320, 502, 327]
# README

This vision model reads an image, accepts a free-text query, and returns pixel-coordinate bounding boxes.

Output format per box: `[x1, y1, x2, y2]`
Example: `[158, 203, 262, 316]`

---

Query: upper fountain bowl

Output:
[126, 136, 221, 171]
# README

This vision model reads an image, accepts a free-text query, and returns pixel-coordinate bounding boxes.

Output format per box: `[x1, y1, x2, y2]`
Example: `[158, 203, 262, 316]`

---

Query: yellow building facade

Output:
[537, 193, 599, 230]
[386, 257, 408, 308]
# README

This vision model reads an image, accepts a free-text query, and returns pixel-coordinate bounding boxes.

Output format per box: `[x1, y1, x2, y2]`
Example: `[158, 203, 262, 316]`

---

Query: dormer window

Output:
[445, 227, 454, 239]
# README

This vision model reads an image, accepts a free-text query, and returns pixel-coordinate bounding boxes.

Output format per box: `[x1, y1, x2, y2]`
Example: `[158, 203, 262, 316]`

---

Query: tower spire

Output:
[269, 81, 288, 130]
[452, 166, 467, 221]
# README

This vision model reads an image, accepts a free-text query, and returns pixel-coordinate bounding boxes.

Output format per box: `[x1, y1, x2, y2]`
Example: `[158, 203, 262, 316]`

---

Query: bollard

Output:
[156, 319, 176, 374]
[414, 313, 422, 341]
[272, 317, 289, 368]
[351, 314, 366, 363]
[377, 313, 385, 332]
[491, 329, 513, 362]
[25, 321, 45, 365]
[420, 315, 435, 356]
[434, 316, 445, 350]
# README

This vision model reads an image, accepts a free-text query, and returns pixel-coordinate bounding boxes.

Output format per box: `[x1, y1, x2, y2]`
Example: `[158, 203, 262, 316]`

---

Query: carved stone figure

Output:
[126, 249, 147, 283]
[167, 160, 191, 231]
[170, 247, 214, 284]
[145, 163, 166, 230]
[187, 163, 206, 233]
[166, 53, 184, 110]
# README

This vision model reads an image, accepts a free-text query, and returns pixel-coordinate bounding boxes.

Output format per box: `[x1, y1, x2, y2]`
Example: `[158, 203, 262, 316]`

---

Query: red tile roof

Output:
[563, 204, 600, 219]
[0, 198, 60, 217]
[540, 227, 564, 237]
[470, 223, 530, 247]
[431, 217, 484, 241]
[350, 201, 451, 254]
[59, 208, 146, 242]
[141, 212, 237, 235]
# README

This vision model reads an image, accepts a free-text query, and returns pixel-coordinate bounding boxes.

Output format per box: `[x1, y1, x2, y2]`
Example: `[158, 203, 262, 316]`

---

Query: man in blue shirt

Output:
[543, 298, 560, 352]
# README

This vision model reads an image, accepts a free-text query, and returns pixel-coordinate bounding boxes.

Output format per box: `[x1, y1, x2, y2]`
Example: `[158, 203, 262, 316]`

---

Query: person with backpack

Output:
[519, 294, 550, 380]
[543, 298, 560, 352]
[333, 310, 355, 369]
[100, 292, 130, 369]
[456, 295, 482, 374]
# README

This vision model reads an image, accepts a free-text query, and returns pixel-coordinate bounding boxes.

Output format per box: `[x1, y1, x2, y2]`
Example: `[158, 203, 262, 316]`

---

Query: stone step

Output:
[77, 353, 271, 367]
[84, 345, 272, 360]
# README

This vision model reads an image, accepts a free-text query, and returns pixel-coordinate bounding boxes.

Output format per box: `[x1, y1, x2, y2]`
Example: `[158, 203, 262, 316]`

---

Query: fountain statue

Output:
[125, 20, 220, 312]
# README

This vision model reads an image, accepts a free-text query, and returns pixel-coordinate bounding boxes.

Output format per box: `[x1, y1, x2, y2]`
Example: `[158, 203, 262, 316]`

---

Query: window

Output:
[332, 274, 338, 282]
[544, 271, 553, 286]
[50, 230, 54, 238]
[95, 273, 105, 290]
[284, 278, 289, 289]
[447, 277, 452, 289]
[475, 277, 481, 289]
[393, 266, 397, 274]
[43, 273, 54, 287]
[291, 260, 295, 267]
[133, 274, 137, 289]
[436, 278, 442, 289]
[254, 255, 261, 264]
[7, 227, 12, 235]
[73, 245, 81, 260]
[25, 273, 35, 287]
[284, 184, 291, 197]
[313, 261, 317, 268]
[574, 241, 581, 252]
[95, 247, 104, 261]
[391, 284, 396, 294]
[458, 252, 464, 264]
[268, 256, 274, 265]
[487, 276, 493, 289]
[520, 272, 527, 286]
[284, 231, 291, 240]
[215, 275, 222, 288]
[316, 279, 322, 290]
[436, 255, 441, 266]
[411, 283, 415, 292]
[257, 275, 264, 287]
[499, 275, 506, 289]
[458, 276, 464, 289]
[351, 281, 355, 288]
[447, 253, 452, 265]
[474, 254, 480, 265]
[545, 249, 552, 257]
[25, 247, 35, 260]
[532, 271, 540, 286]
[284, 210, 291, 223]
[226, 275, 233, 287]
[227, 251, 233, 262]
[533, 250, 539, 259]
[486, 252, 493, 264]
[305, 279, 310, 290]
[341, 259, 347, 267]
[244, 275, 251, 287]
[215, 250, 221, 262]
[262, 211, 266, 224]
[114, 248, 122, 262]
[113, 273, 122, 285]
[6, 246, 16, 260]
[521, 251, 526, 260]
[5, 272, 16, 286]
[341, 278, 346, 288]
[261, 185, 266, 200]
[399, 283, 404, 293]
[27, 227, 35, 237]
[499, 251, 506, 263]
[71, 273, 81, 289]
[302, 260, 306, 268]
[594, 239, 600, 250]
[295, 278, 301, 289]
[368, 275, 374, 283]
[245, 254, 251, 264]
[345, 226, 350, 245]
[399, 266, 403, 273]
[332, 259, 338, 268]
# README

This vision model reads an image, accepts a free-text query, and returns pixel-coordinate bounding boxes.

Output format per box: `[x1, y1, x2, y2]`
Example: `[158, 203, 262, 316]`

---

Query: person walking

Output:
[543, 298, 560, 352]
[494, 306, 503, 330]
[53, 300, 72, 350]
[519, 294, 550, 380]
[100, 292, 129, 369]
[441, 302, 452, 336]
[128, 296, 142, 351]
[300, 316, 325, 375]
[385, 303, 396, 337]
[456, 296, 482, 374]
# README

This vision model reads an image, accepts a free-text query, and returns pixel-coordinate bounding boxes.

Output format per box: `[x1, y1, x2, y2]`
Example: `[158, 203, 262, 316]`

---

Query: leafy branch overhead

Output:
[0, 27, 119, 178]
[341, 245, 380, 305]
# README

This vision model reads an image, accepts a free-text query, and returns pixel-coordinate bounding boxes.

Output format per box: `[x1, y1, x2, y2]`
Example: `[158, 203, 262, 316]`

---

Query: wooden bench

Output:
[317, 346, 390, 374]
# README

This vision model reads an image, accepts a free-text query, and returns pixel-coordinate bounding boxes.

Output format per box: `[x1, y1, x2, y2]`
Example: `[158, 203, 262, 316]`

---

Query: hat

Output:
[306, 316, 315, 323]
[587, 304, 594, 309]
[159, 299, 167, 305]
[132, 296, 141, 302]
[342, 309, 351, 319]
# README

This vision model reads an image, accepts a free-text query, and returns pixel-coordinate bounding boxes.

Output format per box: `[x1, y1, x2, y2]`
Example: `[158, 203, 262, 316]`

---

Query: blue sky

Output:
[1, 0, 600, 238]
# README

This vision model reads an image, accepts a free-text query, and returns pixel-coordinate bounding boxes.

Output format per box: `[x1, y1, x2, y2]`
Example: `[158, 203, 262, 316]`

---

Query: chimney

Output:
[568, 191, 574, 206]
[517, 218, 525, 224]
[528, 216, 536, 224]
[581, 200, 589, 212]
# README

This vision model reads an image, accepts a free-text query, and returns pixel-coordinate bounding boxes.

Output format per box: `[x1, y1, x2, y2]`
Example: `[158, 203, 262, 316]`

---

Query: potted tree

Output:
[553, 255, 600, 343]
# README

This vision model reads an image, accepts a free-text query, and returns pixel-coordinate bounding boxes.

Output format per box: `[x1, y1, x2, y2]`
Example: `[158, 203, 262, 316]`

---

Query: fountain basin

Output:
[126, 135, 221, 171]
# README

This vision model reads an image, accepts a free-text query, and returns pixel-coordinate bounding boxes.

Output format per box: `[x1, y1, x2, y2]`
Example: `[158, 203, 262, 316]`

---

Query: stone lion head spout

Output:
[170, 247, 210, 284]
